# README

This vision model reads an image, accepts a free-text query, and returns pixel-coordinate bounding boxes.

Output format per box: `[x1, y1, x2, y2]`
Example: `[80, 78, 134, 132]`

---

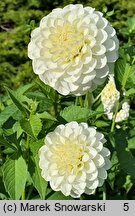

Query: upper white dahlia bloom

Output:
[101, 75, 120, 114]
[28, 4, 119, 96]
[39, 121, 111, 198]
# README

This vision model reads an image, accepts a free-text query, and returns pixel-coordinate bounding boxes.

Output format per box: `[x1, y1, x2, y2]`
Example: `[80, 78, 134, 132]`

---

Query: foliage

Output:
[0, 0, 135, 200]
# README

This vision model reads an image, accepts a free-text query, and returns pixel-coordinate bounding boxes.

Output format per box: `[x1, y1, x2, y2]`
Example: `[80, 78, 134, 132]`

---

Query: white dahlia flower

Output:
[115, 102, 130, 122]
[101, 75, 120, 114]
[28, 4, 119, 96]
[39, 122, 111, 198]
[101, 75, 130, 123]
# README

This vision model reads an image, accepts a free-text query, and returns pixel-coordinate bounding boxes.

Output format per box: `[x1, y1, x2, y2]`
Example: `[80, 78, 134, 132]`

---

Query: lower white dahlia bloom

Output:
[28, 4, 119, 96]
[101, 75, 120, 114]
[39, 122, 111, 198]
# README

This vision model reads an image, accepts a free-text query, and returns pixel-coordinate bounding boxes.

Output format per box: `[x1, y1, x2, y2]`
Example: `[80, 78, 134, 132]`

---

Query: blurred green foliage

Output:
[0, 0, 135, 93]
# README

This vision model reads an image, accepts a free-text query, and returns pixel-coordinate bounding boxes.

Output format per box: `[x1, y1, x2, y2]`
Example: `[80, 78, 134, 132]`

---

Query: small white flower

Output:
[39, 121, 111, 198]
[101, 76, 130, 123]
[115, 102, 130, 122]
[101, 75, 120, 114]
[28, 4, 119, 96]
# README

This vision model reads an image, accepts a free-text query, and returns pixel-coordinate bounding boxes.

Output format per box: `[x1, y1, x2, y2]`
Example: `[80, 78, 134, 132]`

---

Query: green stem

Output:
[21, 191, 25, 200]
[103, 184, 106, 200]
[26, 186, 33, 200]
[111, 101, 120, 132]
[79, 96, 83, 107]
[75, 96, 79, 106]
[26, 134, 30, 149]
[54, 92, 58, 116]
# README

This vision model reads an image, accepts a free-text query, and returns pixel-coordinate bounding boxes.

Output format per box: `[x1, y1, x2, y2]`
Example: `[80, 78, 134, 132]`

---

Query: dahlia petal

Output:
[61, 183, 72, 196]
[100, 147, 110, 157]
[98, 168, 107, 179]
[86, 179, 99, 189]
[104, 38, 116, 52]
[98, 178, 104, 187]
[96, 55, 107, 69]
[92, 44, 106, 55]
[85, 188, 96, 195]
[96, 29, 108, 44]
[87, 170, 98, 181]
[93, 154, 105, 167]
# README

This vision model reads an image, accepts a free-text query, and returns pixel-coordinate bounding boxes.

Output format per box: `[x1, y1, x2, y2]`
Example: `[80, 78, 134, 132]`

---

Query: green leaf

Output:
[123, 175, 133, 193]
[107, 151, 119, 190]
[5, 87, 29, 117]
[29, 155, 47, 200]
[47, 191, 73, 200]
[30, 139, 44, 156]
[95, 120, 110, 127]
[60, 105, 102, 122]
[35, 80, 55, 101]
[37, 112, 57, 121]
[20, 119, 34, 138]
[3, 156, 27, 199]
[13, 122, 23, 139]
[126, 65, 135, 88]
[114, 56, 126, 90]
[128, 128, 135, 149]
[121, 63, 131, 90]
[125, 88, 135, 97]
[16, 83, 35, 95]
[0, 135, 17, 151]
[115, 129, 135, 179]
[30, 114, 42, 138]
[0, 104, 18, 127]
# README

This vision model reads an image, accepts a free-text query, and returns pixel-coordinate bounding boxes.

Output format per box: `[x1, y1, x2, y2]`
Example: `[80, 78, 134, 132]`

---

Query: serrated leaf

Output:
[29, 155, 47, 200]
[37, 112, 57, 121]
[13, 122, 23, 139]
[3, 156, 27, 199]
[30, 114, 42, 138]
[30, 139, 44, 156]
[35, 80, 55, 101]
[20, 119, 34, 138]
[114, 57, 126, 90]
[115, 129, 135, 179]
[0, 104, 18, 127]
[5, 87, 29, 117]
[60, 105, 102, 122]
[0, 135, 17, 151]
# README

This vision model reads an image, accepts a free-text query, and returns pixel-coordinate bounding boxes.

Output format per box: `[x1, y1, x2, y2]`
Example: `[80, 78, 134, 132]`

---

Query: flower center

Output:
[50, 23, 85, 63]
[53, 143, 84, 175]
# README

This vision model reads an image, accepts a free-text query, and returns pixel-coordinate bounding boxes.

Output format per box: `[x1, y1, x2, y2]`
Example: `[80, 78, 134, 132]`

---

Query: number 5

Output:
[123, 203, 129, 211]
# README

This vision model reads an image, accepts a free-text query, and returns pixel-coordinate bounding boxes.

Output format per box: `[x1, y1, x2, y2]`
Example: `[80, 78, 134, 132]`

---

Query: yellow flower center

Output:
[53, 143, 84, 175]
[50, 23, 85, 63]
